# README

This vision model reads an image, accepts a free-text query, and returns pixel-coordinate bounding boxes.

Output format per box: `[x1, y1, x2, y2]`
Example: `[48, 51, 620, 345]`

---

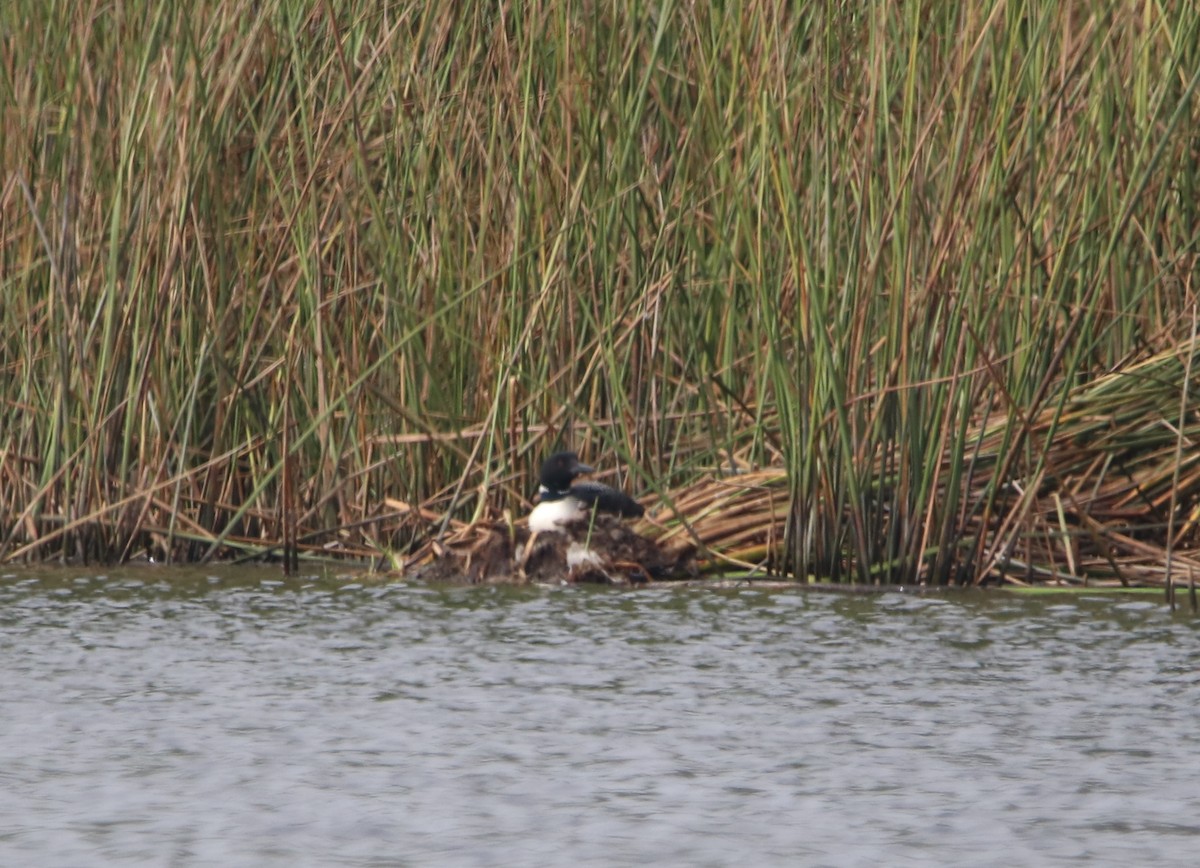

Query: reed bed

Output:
[2, 0, 1198, 585]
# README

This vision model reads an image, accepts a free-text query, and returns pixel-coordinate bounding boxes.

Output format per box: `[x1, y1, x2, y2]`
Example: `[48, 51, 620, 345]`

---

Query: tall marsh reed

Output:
[2, 0, 1197, 581]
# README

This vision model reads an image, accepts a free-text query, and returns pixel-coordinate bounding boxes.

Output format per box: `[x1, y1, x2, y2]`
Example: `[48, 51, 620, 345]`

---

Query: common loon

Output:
[528, 451, 644, 533]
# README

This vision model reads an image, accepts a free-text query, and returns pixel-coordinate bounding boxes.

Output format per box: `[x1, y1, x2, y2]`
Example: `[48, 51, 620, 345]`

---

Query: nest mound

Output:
[407, 515, 696, 585]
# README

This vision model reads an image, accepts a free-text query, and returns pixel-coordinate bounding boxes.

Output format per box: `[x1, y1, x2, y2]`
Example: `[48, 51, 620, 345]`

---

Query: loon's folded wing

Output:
[568, 482, 645, 518]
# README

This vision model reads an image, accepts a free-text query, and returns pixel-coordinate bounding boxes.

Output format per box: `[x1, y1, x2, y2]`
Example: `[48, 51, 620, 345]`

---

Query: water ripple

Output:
[1, 570, 1198, 866]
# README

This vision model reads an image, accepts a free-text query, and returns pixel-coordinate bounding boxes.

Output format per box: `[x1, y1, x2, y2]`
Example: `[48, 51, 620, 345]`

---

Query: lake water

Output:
[2, 567, 1199, 866]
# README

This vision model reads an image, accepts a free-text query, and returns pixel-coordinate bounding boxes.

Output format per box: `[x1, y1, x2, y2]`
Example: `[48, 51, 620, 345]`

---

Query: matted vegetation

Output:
[2, 0, 1197, 584]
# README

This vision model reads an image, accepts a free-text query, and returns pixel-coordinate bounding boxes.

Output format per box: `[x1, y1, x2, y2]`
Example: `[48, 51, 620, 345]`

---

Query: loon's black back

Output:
[564, 481, 644, 518]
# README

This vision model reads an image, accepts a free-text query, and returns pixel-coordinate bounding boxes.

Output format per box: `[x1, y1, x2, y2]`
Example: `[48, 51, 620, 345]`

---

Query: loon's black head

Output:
[538, 451, 594, 498]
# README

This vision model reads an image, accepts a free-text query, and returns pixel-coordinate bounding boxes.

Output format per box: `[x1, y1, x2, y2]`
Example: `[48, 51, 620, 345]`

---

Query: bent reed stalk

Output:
[2, 0, 1198, 584]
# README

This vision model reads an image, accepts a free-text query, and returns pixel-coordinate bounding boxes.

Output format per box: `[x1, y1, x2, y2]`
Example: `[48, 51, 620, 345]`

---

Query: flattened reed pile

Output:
[655, 336, 1200, 586]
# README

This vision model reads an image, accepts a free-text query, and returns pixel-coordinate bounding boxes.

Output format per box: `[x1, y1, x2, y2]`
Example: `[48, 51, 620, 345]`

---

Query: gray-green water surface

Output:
[2, 568, 1199, 866]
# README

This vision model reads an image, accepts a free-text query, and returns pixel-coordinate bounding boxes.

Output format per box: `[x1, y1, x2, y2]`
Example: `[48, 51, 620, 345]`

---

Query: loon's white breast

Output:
[528, 497, 587, 533]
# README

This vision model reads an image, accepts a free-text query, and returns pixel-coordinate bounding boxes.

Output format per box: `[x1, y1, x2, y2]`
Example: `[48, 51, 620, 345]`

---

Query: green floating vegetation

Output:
[1, 0, 1198, 586]
[1000, 586, 1170, 597]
